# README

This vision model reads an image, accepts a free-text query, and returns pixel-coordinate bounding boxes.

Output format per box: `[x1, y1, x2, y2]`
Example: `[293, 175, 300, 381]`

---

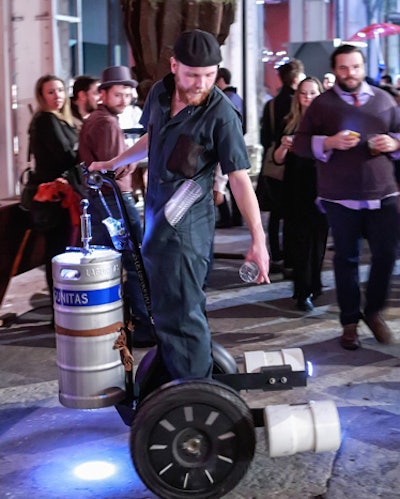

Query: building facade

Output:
[0, 0, 399, 199]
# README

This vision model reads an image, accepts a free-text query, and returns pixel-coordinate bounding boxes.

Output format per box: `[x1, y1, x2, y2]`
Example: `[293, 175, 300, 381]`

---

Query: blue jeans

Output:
[322, 197, 400, 326]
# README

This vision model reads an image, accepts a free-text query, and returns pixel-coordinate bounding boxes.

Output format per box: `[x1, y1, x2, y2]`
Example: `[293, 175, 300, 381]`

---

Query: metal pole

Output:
[242, 0, 247, 134]
[335, 0, 345, 39]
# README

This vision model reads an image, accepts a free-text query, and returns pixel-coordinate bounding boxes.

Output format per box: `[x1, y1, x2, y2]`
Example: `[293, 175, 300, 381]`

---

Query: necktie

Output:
[351, 93, 360, 107]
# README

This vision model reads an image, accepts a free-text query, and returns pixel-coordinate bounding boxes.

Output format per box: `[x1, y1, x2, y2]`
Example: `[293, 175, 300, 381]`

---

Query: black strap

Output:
[19, 166, 35, 186]
[27, 138, 32, 163]
[19, 139, 34, 186]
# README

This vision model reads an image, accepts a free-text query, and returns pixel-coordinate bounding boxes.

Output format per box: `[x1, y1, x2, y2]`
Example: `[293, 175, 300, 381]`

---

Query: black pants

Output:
[322, 197, 400, 325]
[291, 207, 329, 300]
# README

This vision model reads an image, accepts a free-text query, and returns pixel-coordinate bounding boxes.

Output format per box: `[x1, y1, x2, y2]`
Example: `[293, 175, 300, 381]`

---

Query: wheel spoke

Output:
[217, 454, 234, 464]
[150, 444, 167, 450]
[159, 462, 174, 476]
[205, 410, 220, 425]
[184, 406, 194, 421]
[204, 469, 214, 484]
[159, 418, 176, 431]
[183, 472, 189, 489]
[218, 431, 236, 440]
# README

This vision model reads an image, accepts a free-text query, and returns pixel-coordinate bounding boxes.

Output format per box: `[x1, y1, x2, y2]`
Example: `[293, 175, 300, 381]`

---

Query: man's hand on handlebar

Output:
[114, 164, 135, 180]
[88, 159, 115, 173]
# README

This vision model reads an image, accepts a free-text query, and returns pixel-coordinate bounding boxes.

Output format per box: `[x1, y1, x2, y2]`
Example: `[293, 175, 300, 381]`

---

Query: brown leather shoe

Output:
[363, 313, 394, 344]
[339, 324, 361, 350]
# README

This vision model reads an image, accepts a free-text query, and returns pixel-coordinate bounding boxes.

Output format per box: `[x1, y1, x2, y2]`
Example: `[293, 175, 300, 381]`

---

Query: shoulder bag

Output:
[19, 144, 64, 232]
[260, 99, 284, 181]
[20, 145, 38, 212]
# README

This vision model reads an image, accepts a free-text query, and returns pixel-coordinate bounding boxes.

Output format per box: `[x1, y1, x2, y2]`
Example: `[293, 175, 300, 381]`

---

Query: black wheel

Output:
[135, 341, 238, 383]
[135, 346, 158, 385]
[134, 342, 238, 401]
[211, 341, 238, 375]
[134, 346, 166, 402]
[130, 379, 255, 499]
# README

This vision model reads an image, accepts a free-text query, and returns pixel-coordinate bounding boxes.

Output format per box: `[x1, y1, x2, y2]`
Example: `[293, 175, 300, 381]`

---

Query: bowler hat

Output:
[173, 29, 222, 67]
[99, 65, 138, 90]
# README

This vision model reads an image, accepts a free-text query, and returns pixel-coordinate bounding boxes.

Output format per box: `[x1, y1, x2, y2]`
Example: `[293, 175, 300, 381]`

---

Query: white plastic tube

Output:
[244, 348, 306, 373]
[264, 400, 341, 457]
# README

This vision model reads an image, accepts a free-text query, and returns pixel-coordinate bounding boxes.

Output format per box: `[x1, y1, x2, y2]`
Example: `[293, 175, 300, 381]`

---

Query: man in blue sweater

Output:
[294, 44, 400, 350]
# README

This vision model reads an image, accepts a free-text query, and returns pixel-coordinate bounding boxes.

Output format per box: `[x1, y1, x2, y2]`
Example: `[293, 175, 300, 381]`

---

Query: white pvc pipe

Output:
[244, 348, 306, 373]
[264, 400, 341, 457]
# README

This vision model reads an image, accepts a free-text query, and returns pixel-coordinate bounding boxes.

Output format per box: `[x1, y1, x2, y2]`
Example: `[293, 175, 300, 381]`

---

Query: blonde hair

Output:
[34, 74, 74, 127]
[284, 76, 323, 135]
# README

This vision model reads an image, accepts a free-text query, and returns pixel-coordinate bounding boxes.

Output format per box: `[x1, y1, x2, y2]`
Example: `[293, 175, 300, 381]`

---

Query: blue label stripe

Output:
[54, 284, 122, 307]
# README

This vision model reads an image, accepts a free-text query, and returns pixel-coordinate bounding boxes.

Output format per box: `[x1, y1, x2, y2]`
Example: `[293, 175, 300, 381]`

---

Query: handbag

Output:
[20, 142, 38, 211]
[260, 141, 284, 181]
[255, 99, 284, 211]
[19, 146, 63, 232]
[260, 99, 284, 181]
[20, 168, 38, 212]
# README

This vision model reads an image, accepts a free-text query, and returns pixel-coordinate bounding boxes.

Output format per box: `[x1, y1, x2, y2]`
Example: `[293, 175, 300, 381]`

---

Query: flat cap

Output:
[173, 29, 222, 67]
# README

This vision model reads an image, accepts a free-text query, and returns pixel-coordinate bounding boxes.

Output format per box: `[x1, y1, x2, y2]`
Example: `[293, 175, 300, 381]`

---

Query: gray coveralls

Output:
[140, 73, 250, 380]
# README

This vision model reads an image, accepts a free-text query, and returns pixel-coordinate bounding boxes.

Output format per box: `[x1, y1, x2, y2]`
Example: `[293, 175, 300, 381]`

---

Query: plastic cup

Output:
[164, 179, 202, 226]
[239, 261, 260, 283]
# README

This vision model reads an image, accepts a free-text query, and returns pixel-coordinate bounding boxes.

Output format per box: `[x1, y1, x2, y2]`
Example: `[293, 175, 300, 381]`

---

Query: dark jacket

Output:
[260, 85, 295, 149]
[29, 111, 78, 183]
[223, 86, 243, 115]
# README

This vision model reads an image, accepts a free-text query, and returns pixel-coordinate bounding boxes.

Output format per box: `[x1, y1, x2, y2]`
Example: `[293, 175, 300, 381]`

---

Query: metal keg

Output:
[52, 248, 125, 409]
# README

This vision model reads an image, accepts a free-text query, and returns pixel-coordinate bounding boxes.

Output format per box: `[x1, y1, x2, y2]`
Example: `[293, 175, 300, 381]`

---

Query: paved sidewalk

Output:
[0, 226, 399, 498]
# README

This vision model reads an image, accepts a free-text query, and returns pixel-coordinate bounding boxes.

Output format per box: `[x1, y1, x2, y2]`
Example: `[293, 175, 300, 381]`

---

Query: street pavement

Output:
[0, 225, 399, 498]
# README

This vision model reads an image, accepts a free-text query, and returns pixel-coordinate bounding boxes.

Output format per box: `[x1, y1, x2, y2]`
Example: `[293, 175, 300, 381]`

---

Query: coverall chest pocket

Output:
[167, 135, 204, 179]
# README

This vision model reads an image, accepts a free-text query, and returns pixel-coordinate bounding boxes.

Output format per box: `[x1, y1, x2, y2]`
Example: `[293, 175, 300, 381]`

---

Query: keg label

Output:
[54, 284, 122, 306]
[84, 264, 120, 278]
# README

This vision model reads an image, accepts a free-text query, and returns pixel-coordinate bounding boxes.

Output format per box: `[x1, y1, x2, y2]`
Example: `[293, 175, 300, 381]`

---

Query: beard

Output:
[105, 104, 125, 115]
[336, 76, 363, 93]
[175, 80, 211, 106]
[85, 102, 97, 114]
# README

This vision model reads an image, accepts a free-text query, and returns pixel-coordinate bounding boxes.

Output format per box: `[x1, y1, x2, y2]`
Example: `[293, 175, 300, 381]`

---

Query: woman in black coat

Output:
[28, 74, 78, 307]
[273, 77, 329, 311]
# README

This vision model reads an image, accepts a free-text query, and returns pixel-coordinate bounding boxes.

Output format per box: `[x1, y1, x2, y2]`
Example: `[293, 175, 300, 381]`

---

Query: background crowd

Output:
[25, 34, 400, 370]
